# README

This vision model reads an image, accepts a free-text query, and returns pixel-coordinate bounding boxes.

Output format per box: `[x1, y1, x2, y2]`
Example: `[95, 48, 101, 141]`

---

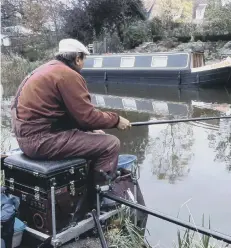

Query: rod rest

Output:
[97, 169, 133, 209]
[99, 170, 122, 182]
[98, 169, 132, 190]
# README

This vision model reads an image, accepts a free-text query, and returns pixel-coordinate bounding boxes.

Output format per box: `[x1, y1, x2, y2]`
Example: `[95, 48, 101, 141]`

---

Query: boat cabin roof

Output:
[83, 51, 204, 70]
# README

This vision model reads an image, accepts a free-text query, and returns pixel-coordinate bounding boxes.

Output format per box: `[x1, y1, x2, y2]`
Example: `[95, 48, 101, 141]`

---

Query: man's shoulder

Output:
[44, 60, 72, 72]
[52, 63, 85, 82]
[38, 60, 86, 88]
[47, 60, 82, 77]
[37, 60, 78, 79]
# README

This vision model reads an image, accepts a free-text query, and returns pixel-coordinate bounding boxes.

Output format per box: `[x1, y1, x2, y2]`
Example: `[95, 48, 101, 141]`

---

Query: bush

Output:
[123, 21, 151, 49]
[1, 54, 43, 97]
[3, 32, 58, 61]
[150, 17, 163, 37]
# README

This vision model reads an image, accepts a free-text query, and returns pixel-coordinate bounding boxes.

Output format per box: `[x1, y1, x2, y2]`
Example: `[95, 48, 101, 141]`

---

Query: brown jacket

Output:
[11, 60, 119, 137]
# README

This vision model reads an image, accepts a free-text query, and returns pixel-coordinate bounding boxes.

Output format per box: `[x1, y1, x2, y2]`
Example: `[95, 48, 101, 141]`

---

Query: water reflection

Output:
[1, 82, 231, 247]
[87, 83, 231, 104]
[190, 103, 231, 172]
[207, 119, 231, 172]
[147, 122, 194, 184]
[105, 109, 151, 164]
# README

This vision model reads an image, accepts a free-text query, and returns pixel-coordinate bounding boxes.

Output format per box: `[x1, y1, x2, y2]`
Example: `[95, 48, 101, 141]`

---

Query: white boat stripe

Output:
[122, 98, 137, 110]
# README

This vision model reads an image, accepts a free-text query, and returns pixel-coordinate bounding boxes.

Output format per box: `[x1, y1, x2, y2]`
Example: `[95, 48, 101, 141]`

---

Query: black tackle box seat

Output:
[3, 153, 89, 235]
[3, 152, 88, 191]
[4, 152, 87, 175]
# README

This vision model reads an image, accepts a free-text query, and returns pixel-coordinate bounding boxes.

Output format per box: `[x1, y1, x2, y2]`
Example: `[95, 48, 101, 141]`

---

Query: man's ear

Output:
[75, 56, 79, 65]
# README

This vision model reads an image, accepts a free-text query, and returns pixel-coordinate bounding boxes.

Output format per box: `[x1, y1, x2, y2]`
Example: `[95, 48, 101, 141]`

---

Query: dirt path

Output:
[62, 237, 104, 248]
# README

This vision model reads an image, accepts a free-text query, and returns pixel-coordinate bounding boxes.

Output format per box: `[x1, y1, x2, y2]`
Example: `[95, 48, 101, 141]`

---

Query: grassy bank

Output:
[1, 48, 56, 97]
[1, 54, 42, 97]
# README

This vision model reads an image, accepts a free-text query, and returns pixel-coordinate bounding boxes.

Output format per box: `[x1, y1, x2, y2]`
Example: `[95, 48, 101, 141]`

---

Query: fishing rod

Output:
[131, 115, 231, 126]
[101, 192, 231, 245]
[92, 209, 109, 248]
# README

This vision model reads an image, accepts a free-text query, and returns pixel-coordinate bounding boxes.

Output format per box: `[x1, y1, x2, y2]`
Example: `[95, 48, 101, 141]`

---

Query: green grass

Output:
[174, 215, 229, 248]
[106, 210, 230, 248]
[104, 206, 150, 248]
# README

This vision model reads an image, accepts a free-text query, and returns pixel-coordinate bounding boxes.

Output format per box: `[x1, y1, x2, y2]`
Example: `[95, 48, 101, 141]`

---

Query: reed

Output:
[174, 215, 229, 248]
[105, 206, 151, 248]
[106, 209, 229, 248]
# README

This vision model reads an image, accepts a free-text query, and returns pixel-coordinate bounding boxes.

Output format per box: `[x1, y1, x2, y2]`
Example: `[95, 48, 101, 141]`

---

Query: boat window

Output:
[120, 57, 135, 67]
[151, 56, 168, 67]
[93, 58, 103, 68]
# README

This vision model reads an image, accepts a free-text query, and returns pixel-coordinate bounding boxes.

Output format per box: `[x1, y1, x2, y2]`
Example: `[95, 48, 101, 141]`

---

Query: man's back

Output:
[12, 59, 119, 137]
[15, 60, 80, 122]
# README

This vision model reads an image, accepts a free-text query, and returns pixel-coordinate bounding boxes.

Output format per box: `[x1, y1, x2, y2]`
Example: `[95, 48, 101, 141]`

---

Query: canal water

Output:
[1, 84, 231, 247]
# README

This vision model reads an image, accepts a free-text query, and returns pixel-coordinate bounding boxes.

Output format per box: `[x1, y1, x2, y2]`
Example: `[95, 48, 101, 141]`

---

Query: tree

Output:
[176, 0, 193, 23]
[63, 4, 94, 44]
[40, 0, 67, 41]
[159, 0, 182, 21]
[63, 0, 146, 44]
[87, 0, 145, 36]
[1, 0, 66, 38]
[1, 0, 68, 59]
[1, 0, 24, 27]
[149, 0, 194, 38]
[204, 0, 231, 35]
[21, 0, 47, 32]
[123, 20, 151, 49]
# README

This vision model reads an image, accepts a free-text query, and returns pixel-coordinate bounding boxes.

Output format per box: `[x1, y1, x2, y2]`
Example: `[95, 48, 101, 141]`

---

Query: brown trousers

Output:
[17, 128, 120, 177]
[12, 107, 120, 180]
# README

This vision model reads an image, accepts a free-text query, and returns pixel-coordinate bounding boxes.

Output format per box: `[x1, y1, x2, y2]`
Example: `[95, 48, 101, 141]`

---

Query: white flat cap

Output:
[58, 38, 90, 55]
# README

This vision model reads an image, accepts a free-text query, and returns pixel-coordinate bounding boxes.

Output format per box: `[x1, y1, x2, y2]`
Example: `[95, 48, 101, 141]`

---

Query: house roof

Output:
[142, 0, 155, 12]
[142, 0, 158, 20]
[142, 0, 193, 20]
[1, 25, 33, 35]
[192, 0, 208, 20]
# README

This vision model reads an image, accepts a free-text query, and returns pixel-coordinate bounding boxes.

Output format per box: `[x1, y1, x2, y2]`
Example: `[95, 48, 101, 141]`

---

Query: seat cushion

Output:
[4, 153, 87, 175]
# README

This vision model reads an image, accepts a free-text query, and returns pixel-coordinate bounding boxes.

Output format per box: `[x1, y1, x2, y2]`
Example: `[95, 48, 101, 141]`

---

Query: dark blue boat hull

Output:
[82, 66, 231, 89]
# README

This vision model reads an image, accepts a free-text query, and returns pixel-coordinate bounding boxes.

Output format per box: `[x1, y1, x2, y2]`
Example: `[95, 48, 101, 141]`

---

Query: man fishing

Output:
[11, 38, 131, 186]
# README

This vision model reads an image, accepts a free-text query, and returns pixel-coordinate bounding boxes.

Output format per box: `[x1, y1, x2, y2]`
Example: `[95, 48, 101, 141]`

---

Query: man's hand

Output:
[93, 130, 105, 134]
[116, 116, 131, 130]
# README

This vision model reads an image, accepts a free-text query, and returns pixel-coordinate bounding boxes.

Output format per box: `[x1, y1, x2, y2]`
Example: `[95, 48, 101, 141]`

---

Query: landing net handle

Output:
[117, 154, 140, 226]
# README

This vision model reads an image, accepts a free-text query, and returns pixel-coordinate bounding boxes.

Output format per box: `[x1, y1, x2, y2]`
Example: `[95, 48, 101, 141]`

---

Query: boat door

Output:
[190, 52, 205, 68]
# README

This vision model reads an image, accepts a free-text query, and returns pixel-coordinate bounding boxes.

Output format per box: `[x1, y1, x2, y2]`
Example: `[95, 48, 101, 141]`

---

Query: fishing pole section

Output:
[101, 192, 231, 245]
[131, 115, 231, 126]
[94, 178, 231, 247]
[92, 209, 109, 248]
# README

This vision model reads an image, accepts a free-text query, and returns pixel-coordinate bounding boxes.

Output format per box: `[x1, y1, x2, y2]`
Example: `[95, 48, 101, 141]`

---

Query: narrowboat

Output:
[81, 52, 231, 89]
